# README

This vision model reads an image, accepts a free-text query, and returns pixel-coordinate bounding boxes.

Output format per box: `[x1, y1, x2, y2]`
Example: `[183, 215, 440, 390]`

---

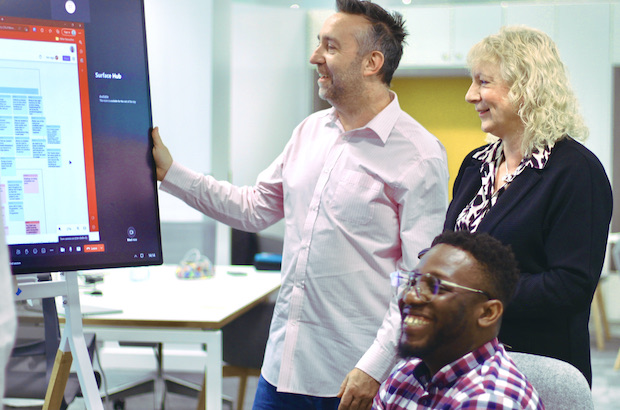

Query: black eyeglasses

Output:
[390, 270, 491, 302]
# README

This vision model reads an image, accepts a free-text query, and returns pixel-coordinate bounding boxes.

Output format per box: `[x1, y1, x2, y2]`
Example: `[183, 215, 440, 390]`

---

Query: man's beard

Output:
[317, 55, 364, 104]
[397, 336, 426, 359]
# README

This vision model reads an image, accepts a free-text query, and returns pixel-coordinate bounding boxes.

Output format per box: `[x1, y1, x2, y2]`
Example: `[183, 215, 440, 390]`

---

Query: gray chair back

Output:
[509, 352, 593, 410]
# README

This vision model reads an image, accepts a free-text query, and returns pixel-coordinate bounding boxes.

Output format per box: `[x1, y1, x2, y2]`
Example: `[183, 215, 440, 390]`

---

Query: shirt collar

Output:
[473, 139, 554, 170]
[412, 338, 501, 389]
[365, 91, 401, 144]
[327, 91, 400, 144]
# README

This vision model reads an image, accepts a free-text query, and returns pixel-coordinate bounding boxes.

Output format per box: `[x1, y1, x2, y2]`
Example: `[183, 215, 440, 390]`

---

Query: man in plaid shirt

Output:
[374, 231, 544, 409]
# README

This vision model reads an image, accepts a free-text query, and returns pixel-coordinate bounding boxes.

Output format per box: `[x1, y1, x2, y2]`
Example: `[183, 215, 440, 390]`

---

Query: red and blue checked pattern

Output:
[373, 338, 544, 409]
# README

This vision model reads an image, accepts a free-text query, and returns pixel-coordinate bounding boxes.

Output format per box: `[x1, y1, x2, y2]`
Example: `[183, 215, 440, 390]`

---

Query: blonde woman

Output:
[443, 26, 612, 386]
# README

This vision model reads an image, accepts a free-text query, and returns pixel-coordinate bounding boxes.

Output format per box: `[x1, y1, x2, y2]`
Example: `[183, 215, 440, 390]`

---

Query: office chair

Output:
[509, 352, 594, 410]
[6, 274, 100, 410]
[221, 299, 274, 409]
[102, 342, 162, 410]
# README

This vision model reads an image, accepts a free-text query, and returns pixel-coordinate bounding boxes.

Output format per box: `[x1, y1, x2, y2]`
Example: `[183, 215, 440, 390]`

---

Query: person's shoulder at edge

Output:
[287, 106, 338, 140]
[305, 106, 336, 124]
[391, 115, 450, 164]
[378, 350, 540, 409]
[451, 349, 540, 409]
[389, 96, 437, 144]
[548, 137, 607, 173]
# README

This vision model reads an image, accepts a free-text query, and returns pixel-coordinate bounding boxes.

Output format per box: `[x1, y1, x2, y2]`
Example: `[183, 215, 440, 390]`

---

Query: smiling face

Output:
[398, 244, 489, 374]
[465, 62, 524, 141]
[309, 12, 368, 108]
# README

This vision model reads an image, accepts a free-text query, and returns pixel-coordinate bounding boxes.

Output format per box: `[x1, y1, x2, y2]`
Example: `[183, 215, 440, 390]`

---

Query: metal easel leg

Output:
[15, 272, 103, 409]
[43, 272, 103, 410]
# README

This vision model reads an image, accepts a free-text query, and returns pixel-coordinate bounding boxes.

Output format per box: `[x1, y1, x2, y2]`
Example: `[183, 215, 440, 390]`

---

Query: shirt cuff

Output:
[355, 340, 398, 384]
[160, 161, 201, 197]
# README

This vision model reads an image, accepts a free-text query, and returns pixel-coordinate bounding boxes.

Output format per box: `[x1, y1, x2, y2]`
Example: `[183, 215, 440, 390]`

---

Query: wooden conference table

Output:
[74, 264, 281, 410]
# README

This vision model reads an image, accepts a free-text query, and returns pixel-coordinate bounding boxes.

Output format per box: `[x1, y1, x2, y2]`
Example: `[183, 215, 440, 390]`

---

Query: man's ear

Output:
[477, 299, 503, 329]
[363, 50, 385, 77]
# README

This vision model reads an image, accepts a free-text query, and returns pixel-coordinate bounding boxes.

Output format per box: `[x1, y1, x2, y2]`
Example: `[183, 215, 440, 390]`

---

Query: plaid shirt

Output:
[373, 338, 544, 409]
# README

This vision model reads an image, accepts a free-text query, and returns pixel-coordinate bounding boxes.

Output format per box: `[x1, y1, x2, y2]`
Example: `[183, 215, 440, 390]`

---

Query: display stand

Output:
[15, 272, 104, 410]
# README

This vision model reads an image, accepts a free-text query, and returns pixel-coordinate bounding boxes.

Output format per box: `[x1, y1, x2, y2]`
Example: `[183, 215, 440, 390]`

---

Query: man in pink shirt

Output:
[152, 0, 448, 408]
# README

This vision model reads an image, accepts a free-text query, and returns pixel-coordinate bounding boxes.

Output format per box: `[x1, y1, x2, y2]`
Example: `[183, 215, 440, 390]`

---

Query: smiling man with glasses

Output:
[374, 231, 544, 409]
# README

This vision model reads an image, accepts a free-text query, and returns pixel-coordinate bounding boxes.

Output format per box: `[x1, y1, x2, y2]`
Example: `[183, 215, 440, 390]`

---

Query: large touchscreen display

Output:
[0, 0, 163, 274]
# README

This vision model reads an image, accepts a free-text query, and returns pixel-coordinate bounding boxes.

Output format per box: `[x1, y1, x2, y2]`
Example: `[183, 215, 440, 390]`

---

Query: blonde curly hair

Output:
[467, 25, 588, 157]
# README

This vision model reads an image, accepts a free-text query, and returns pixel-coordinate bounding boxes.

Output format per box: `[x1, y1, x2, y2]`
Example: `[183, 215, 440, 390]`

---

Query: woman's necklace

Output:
[502, 159, 514, 183]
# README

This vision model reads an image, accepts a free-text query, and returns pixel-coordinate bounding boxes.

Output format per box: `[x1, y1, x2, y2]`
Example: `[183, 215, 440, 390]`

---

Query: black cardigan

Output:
[444, 137, 612, 385]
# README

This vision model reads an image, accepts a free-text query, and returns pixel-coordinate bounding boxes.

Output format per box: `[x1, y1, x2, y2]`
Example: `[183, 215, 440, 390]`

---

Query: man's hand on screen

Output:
[151, 127, 173, 181]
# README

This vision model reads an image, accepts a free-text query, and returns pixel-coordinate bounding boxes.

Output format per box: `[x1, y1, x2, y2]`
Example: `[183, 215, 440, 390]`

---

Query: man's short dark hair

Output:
[336, 0, 407, 86]
[431, 231, 519, 306]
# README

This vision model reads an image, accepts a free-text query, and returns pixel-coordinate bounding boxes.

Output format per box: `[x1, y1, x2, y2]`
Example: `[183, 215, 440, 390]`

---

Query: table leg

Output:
[205, 329, 223, 410]
[196, 375, 206, 410]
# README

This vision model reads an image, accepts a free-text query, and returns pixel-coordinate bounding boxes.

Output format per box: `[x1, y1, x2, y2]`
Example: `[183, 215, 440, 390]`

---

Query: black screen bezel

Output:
[0, 0, 163, 274]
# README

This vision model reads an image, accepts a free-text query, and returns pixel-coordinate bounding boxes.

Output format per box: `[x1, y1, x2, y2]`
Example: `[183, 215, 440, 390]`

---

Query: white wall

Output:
[144, 0, 213, 223]
[230, 3, 311, 239]
[554, 3, 612, 173]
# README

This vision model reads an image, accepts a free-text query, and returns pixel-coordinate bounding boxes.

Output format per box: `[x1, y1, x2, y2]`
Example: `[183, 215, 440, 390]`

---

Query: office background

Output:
[144, 0, 619, 313]
[35, 2, 614, 408]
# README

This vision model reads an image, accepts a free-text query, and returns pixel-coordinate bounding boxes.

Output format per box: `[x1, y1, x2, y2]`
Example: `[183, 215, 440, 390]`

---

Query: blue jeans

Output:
[252, 375, 341, 410]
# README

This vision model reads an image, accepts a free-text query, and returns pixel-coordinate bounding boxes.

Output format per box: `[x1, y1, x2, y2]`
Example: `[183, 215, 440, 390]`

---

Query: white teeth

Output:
[404, 316, 429, 326]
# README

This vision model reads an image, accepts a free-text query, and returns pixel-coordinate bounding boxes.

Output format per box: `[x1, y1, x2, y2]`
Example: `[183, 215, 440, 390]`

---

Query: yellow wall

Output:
[391, 77, 487, 197]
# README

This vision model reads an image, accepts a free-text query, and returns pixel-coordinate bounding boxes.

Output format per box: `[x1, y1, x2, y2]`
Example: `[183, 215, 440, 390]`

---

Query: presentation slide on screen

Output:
[0, 38, 96, 245]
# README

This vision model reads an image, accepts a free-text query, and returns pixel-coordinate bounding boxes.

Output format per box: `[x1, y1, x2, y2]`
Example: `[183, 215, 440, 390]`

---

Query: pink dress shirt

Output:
[160, 93, 449, 396]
